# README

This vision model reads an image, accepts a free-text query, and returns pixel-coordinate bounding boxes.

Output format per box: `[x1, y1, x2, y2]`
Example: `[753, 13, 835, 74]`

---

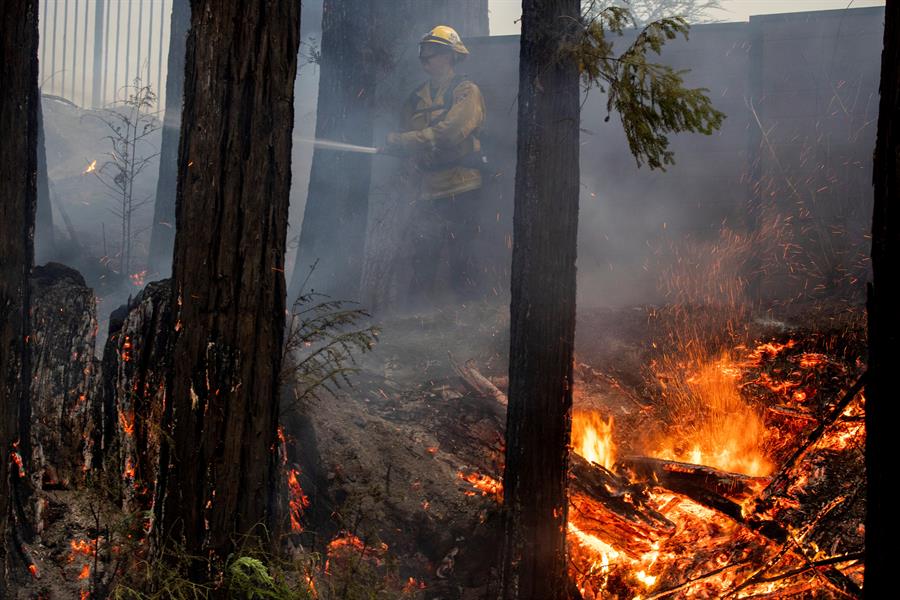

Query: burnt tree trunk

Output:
[0, 0, 39, 591]
[867, 4, 900, 596]
[100, 280, 173, 512]
[157, 0, 301, 569]
[290, 0, 377, 303]
[499, 1, 581, 598]
[29, 264, 97, 499]
[95, 303, 129, 476]
[147, 0, 190, 279]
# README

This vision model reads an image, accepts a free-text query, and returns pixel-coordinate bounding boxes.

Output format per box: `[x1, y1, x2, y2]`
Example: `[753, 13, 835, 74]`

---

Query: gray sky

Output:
[488, 0, 885, 35]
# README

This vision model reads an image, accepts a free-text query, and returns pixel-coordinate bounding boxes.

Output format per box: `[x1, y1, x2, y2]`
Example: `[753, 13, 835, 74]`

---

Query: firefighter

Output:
[383, 25, 487, 307]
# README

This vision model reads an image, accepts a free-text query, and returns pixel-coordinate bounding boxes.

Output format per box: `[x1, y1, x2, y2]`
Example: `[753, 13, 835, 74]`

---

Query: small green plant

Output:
[227, 556, 293, 599]
[572, 3, 726, 169]
[281, 272, 379, 405]
[111, 543, 319, 600]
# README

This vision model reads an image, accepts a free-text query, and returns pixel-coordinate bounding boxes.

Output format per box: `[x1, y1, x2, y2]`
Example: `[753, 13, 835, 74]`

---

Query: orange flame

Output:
[572, 410, 616, 470]
[287, 468, 310, 533]
[28, 564, 38, 578]
[69, 538, 98, 560]
[651, 352, 773, 476]
[82, 159, 97, 175]
[327, 532, 366, 554]
[78, 564, 90, 580]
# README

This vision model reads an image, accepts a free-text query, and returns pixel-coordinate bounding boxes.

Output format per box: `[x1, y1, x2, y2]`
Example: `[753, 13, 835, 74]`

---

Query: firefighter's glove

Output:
[383, 132, 403, 152]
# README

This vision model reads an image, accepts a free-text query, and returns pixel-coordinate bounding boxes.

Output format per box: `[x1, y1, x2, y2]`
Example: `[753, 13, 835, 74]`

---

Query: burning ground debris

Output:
[561, 305, 867, 599]
[291, 302, 865, 598]
[8, 281, 867, 599]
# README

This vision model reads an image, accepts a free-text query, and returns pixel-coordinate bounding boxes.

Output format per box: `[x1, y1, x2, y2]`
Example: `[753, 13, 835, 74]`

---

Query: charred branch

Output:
[756, 373, 867, 508]
[450, 355, 508, 422]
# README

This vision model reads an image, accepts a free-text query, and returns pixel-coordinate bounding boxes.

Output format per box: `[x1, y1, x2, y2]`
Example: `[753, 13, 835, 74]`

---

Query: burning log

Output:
[568, 453, 674, 558]
[619, 454, 863, 597]
[616, 454, 766, 529]
[619, 456, 768, 523]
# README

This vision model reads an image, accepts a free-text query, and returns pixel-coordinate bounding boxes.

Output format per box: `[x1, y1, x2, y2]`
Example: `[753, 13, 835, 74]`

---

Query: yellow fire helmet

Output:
[420, 25, 469, 58]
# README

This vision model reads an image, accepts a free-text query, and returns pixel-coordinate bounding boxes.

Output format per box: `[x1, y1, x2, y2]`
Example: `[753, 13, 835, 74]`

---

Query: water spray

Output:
[298, 137, 380, 154]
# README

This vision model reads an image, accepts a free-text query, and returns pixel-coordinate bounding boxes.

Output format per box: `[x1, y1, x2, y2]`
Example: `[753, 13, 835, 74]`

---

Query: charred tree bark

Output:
[29, 264, 97, 498]
[95, 303, 128, 475]
[867, 4, 900, 596]
[290, 0, 377, 303]
[99, 281, 172, 512]
[0, 0, 39, 591]
[499, 1, 581, 598]
[147, 0, 190, 279]
[157, 0, 301, 570]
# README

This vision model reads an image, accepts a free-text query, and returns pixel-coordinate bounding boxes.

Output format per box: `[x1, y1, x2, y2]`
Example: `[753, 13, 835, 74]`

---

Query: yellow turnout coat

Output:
[389, 73, 486, 200]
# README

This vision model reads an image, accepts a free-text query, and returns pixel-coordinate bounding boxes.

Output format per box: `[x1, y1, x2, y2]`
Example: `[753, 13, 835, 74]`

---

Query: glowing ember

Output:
[572, 410, 616, 470]
[121, 336, 133, 363]
[324, 532, 389, 579]
[744, 340, 797, 365]
[129, 270, 147, 287]
[327, 531, 384, 556]
[277, 426, 288, 465]
[403, 577, 426, 593]
[457, 470, 503, 502]
[10, 450, 25, 478]
[118, 409, 135, 436]
[304, 574, 318, 598]
[69, 538, 98, 560]
[798, 352, 828, 369]
[67, 538, 98, 590]
[287, 467, 310, 533]
[82, 159, 97, 175]
[28, 563, 38, 578]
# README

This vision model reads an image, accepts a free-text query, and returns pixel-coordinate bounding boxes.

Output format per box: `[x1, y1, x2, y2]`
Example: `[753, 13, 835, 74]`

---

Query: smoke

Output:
[35, 3, 882, 350]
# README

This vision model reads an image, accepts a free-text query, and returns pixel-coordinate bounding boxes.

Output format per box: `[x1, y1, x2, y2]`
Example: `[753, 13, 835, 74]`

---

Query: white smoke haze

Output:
[35, 0, 880, 343]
